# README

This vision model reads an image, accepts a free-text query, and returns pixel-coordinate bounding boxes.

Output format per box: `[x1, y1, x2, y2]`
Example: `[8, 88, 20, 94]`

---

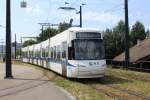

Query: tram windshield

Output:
[68, 39, 105, 60]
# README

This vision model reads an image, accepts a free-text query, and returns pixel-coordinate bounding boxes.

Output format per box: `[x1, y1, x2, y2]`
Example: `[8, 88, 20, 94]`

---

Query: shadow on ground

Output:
[69, 75, 132, 85]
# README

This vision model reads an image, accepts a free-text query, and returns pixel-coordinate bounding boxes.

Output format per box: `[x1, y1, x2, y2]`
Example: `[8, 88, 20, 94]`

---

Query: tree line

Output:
[104, 20, 150, 59]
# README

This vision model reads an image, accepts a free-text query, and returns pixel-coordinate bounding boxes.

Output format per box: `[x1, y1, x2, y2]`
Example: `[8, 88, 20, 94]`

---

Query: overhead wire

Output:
[103, 3, 124, 13]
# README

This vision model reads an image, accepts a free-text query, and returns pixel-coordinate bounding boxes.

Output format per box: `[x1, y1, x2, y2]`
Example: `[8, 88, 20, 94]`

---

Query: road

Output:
[0, 63, 75, 100]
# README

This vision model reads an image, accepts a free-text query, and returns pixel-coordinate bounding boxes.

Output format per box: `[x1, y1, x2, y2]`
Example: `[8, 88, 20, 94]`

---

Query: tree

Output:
[113, 20, 126, 52]
[130, 21, 146, 45]
[22, 39, 36, 47]
[104, 20, 128, 59]
[104, 29, 115, 59]
[58, 22, 71, 32]
[37, 27, 59, 42]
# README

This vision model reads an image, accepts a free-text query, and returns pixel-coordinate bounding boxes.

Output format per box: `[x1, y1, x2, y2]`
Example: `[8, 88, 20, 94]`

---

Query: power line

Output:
[103, 3, 124, 13]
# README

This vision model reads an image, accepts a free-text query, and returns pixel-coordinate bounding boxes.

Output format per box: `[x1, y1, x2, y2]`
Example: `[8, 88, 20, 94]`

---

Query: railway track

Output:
[80, 79, 150, 100]
[106, 84, 150, 100]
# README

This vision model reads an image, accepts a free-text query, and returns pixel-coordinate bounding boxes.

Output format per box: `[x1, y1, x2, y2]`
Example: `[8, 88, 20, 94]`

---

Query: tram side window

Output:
[56, 45, 61, 60]
[24, 51, 27, 57]
[42, 48, 44, 58]
[22, 51, 24, 57]
[62, 42, 67, 59]
[68, 40, 75, 60]
[37, 50, 41, 58]
[45, 47, 49, 57]
[51, 47, 53, 59]
[54, 46, 56, 60]
[35, 50, 37, 57]
[30, 51, 32, 58]
[31, 50, 34, 57]
[29, 51, 30, 58]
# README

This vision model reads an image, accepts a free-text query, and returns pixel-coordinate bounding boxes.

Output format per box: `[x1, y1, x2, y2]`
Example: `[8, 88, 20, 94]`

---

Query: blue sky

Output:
[0, 0, 150, 42]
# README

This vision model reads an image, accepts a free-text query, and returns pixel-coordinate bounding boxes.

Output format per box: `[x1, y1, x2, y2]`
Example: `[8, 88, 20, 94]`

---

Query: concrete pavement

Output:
[0, 63, 75, 100]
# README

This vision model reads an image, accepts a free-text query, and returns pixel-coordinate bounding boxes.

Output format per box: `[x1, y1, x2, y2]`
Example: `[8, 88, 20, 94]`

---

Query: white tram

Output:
[22, 27, 106, 78]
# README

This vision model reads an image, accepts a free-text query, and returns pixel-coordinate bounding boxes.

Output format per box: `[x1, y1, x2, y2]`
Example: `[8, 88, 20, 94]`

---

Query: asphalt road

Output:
[0, 63, 75, 100]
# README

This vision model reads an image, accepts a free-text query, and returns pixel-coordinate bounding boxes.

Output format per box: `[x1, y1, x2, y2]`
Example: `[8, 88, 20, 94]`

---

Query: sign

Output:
[76, 32, 101, 39]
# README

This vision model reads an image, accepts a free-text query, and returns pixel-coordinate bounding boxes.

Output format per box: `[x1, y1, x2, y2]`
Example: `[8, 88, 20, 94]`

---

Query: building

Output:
[113, 38, 150, 67]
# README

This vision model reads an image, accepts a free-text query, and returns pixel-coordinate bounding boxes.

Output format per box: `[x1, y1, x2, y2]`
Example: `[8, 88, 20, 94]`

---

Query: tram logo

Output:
[89, 62, 100, 66]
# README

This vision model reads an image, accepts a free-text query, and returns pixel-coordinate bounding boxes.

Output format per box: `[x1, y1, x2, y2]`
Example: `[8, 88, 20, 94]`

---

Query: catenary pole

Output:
[5, 0, 13, 78]
[124, 0, 130, 68]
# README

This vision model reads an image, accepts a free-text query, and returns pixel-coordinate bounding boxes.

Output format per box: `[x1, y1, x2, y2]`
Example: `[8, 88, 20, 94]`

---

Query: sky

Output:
[0, 0, 150, 42]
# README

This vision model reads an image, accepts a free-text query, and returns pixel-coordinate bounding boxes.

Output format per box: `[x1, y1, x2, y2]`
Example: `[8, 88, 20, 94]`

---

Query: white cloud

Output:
[25, 5, 42, 17]
[74, 11, 122, 24]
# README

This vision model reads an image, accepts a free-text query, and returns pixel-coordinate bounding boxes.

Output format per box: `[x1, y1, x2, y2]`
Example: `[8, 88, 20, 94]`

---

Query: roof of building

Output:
[113, 38, 150, 63]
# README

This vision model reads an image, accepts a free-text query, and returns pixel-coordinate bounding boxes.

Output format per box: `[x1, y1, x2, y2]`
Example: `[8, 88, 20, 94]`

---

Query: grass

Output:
[54, 77, 113, 100]
[106, 67, 150, 96]
[107, 66, 150, 82]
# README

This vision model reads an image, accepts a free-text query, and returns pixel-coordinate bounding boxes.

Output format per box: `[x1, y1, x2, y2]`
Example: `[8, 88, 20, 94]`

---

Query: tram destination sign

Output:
[76, 32, 101, 39]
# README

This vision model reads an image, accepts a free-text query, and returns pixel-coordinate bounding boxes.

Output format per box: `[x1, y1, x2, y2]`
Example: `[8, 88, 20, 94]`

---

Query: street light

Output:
[58, 3, 86, 27]
[76, 4, 86, 27]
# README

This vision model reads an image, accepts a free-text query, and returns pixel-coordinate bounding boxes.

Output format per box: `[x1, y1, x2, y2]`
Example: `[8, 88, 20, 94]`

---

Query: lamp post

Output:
[76, 4, 86, 27]
[59, 3, 86, 28]
[80, 6, 82, 27]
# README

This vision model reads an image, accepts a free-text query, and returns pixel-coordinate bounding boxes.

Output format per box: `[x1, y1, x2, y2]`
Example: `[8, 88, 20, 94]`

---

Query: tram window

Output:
[35, 51, 37, 57]
[42, 48, 45, 57]
[56, 45, 61, 60]
[43, 48, 46, 58]
[31, 51, 34, 57]
[45, 47, 49, 57]
[51, 47, 53, 59]
[36, 50, 38, 57]
[37, 50, 40, 58]
[36, 51, 38, 57]
[68, 40, 75, 60]
[24, 52, 26, 57]
[62, 41, 67, 59]
[34, 51, 36, 57]
[29, 51, 31, 57]
[42, 49, 43, 57]
[31, 51, 33, 57]
[22, 51, 24, 57]
[54, 46, 56, 59]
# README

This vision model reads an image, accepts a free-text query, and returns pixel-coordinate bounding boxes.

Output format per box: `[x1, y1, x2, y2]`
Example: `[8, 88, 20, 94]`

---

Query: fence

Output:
[106, 59, 150, 72]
